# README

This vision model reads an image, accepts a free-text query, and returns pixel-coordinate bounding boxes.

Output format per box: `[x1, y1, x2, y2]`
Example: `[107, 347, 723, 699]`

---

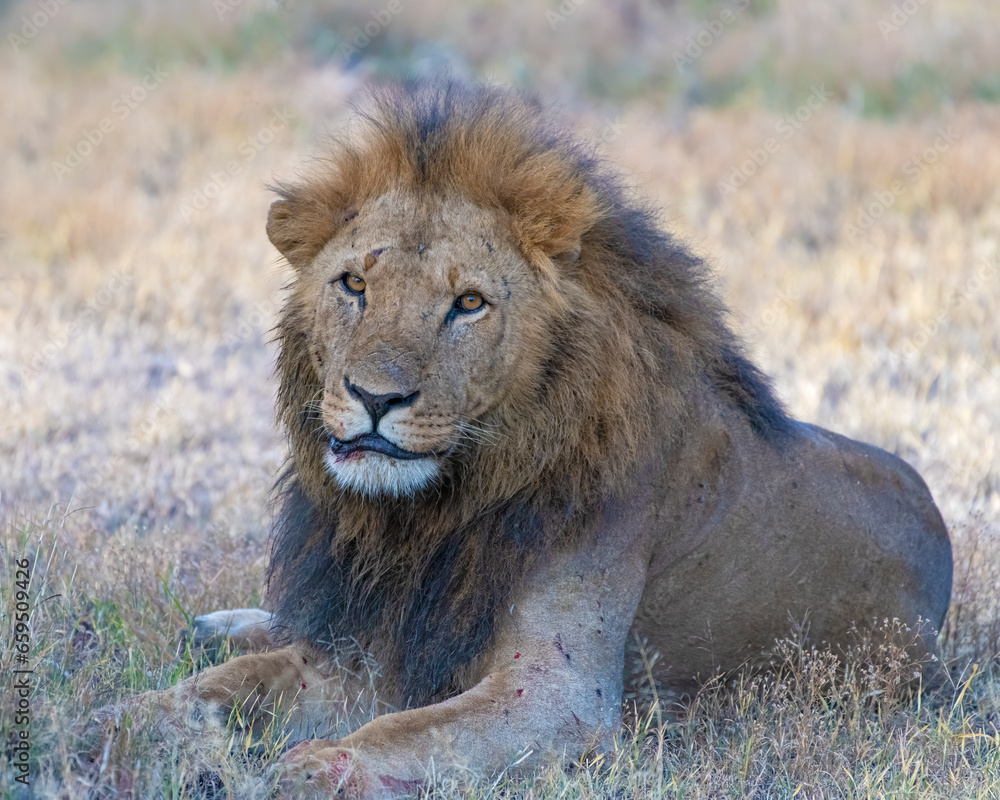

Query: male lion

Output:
[139, 81, 952, 798]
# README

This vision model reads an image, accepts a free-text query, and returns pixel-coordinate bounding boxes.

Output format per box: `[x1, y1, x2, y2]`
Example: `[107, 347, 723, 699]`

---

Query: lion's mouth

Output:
[330, 433, 432, 461]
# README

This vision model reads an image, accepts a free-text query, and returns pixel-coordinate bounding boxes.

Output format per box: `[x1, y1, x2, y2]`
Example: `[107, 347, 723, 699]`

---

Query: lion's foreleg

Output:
[278, 658, 616, 798]
[102, 645, 381, 747]
[176, 645, 354, 741]
[278, 527, 651, 799]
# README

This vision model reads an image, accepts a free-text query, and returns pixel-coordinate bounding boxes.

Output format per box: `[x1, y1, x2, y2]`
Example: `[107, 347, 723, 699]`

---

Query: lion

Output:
[129, 81, 953, 798]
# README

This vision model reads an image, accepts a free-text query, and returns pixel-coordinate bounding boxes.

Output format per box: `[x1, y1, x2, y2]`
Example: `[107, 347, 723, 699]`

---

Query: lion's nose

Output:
[344, 377, 419, 426]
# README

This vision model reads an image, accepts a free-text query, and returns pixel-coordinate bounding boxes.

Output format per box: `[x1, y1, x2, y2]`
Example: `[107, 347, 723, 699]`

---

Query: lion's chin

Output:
[323, 449, 440, 498]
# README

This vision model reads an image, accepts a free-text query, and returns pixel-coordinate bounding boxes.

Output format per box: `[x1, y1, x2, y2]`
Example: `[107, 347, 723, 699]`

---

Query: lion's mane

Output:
[266, 80, 791, 705]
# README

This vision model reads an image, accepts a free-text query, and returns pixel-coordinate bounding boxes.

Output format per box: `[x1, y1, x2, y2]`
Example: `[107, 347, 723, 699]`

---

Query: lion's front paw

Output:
[278, 740, 367, 798]
[278, 740, 423, 799]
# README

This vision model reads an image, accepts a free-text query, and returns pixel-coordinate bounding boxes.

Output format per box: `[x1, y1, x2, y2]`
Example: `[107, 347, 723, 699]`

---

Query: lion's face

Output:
[304, 190, 546, 497]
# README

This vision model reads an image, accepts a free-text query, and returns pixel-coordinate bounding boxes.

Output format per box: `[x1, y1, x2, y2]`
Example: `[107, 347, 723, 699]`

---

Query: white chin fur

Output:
[324, 450, 440, 497]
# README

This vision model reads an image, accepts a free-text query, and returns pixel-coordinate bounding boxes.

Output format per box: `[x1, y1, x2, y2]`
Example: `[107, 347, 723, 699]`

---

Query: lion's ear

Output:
[265, 199, 297, 258]
[503, 151, 599, 273]
[267, 194, 353, 268]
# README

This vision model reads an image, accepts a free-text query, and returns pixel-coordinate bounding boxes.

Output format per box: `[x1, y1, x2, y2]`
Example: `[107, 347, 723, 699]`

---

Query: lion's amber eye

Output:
[455, 292, 484, 313]
[341, 273, 366, 295]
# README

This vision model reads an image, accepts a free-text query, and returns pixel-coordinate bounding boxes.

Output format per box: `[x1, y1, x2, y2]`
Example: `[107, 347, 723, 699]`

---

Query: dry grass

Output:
[1, 0, 998, 797]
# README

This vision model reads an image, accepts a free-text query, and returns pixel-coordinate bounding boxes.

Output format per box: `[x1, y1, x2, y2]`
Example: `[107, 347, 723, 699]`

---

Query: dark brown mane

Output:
[265, 79, 791, 704]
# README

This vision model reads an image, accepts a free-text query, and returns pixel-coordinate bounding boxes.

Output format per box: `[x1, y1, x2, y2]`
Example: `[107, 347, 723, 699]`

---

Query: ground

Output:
[1, 1, 998, 797]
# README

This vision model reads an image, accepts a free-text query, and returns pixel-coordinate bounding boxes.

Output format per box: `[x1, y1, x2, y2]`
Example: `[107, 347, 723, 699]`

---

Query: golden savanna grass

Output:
[1, 0, 998, 797]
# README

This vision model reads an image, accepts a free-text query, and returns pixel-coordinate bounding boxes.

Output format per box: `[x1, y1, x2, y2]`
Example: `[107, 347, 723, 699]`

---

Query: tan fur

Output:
[115, 82, 952, 799]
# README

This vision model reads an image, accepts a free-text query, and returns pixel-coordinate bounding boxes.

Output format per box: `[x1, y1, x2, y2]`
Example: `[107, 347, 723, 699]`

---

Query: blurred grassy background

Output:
[16, 0, 1000, 114]
[1, 0, 999, 797]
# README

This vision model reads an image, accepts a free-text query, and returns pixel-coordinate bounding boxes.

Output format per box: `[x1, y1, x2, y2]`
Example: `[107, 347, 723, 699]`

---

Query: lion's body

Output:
[142, 82, 950, 798]
[633, 416, 950, 697]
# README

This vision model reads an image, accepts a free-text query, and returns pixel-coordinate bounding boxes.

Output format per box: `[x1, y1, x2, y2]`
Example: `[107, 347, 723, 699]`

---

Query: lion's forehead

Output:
[326, 192, 525, 294]
[363, 188, 505, 231]
[359, 191, 511, 252]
